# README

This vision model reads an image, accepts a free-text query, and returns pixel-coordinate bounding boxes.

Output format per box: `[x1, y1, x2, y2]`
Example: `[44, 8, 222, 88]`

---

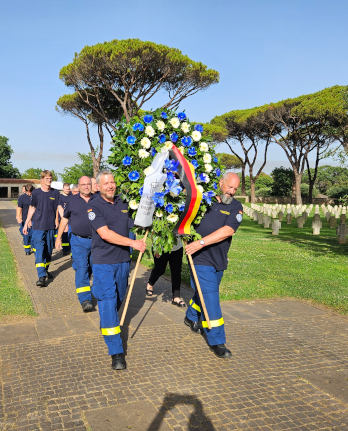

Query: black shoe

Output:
[111, 354, 126, 370]
[25, 251, 31, 256]
[184, 316, 202, 334]
[46, 272, 54, 279]
[36, 277, 47, 287]
[81, 300, 93, 312]
[210, 344, 232, 358]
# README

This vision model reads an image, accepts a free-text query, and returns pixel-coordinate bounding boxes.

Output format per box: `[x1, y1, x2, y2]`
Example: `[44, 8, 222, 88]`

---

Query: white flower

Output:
[178, 146, 184, 155]
[199, 142, 209, 152]
[170, 117, 180, 128]
[205, 164, 213, 173]
[167, 214, 179, 223]
[138, 149, 150, 159]
[145, 126, 155, 137]
[197, 185, 204, 193]
[144, 166, 154, 176]
[161, 141, 173, 152]
[203, 153, 212, 163]
[181, 122, 190, 133]
[191, 131, 202, 142]
[140, 137, 151, 149]
[129, 200, 139, 210]
[156, 120, 165, 132]
[155, 210, 163, 218]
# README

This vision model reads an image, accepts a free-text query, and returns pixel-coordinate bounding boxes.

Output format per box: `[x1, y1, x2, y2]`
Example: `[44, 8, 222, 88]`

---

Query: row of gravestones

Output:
[243, 203, 348, 243]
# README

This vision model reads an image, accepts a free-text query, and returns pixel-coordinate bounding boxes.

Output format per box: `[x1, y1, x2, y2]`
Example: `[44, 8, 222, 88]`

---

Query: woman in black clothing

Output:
[146, 237, 185, 307]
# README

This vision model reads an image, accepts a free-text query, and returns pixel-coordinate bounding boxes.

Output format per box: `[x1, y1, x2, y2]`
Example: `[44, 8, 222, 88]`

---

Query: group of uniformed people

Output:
[17, 168, 242, 370]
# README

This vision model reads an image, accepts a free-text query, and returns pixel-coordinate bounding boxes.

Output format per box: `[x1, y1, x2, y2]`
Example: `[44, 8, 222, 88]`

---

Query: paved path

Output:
[1, 199, 348, 431]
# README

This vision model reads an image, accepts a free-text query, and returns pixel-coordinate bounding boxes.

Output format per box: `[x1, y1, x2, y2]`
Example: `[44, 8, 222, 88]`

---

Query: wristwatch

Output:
[199, 239, 205, 246]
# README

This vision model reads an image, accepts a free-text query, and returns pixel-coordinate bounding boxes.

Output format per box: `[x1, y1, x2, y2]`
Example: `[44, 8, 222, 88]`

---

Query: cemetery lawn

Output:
[133, 208, 348, 314]
[0, 222, 36, 318]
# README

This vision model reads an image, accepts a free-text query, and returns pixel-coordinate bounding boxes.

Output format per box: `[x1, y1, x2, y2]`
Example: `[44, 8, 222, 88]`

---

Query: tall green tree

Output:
[270, 167, 294, 197]
[217, 153, 243, 170]
[302, 165, 348, 194]
[21, 168, 58, 181]
[0, 136, 20, 178]
[59, 39, 219, 124]
[60, 150, 107, 184]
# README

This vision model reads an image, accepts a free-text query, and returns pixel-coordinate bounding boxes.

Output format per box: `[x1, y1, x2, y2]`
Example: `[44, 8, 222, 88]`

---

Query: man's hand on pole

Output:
[185, 240, 203, 256]
[132, 239, 146, 253]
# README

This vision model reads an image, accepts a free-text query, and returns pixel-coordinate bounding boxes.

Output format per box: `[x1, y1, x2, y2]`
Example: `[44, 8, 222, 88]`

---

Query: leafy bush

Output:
[255, 187, 272, 197]
[300, 183, 319, 198]
[327, 185, 348, 199]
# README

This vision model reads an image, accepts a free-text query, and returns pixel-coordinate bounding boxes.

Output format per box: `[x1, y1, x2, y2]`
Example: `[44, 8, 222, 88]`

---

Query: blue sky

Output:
[1, 0, 347, 177]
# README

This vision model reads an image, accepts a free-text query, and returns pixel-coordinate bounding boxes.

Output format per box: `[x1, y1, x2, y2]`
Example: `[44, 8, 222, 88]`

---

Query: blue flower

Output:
[152, 192, 165, 207]
[133, 123, 144, 132]
[139, 186, 143, 196]
[165, 179, 182, 196]
[161, 111, 168, 119]
[164, 159, 171, 170]
[158, 133, 166, 144]
[199, 173, 209, 183]
[178, 203, 185, 212]
[188, 147, 197, 157]
[181, 136, 192, 147]
[122, 156, 132, 166]
[213, 182, 218, 190]
[150, 147, 156, 157]
[194, 124, 204, 133]
[215, 168, 221, 177]
[126, 135, 136, 145]
[170, 160, 179, 172]
[191, 159, 199, 169]
[170, 132, 179, 143]
[143, 114, 154, 123]
[203, 191, 215, 204]
[178, 112, 186, 121]
[165, 203, 174, 213]
[213, 156, 218, 163]
[166, 171, 175, 182]
[128, 171, 140, 182]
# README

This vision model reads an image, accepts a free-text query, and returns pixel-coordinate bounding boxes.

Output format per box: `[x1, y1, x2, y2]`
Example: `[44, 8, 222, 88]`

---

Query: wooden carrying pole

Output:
[184, 242, 212, 330]
[120, 230, 149, 326]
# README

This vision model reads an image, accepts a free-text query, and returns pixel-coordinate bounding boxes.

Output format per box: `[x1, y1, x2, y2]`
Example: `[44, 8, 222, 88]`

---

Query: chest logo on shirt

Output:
[49, 197, 55, 200]
[88, 212, 96, 221]
[236, 214, 243, 222]
[220, 210, 230, 215]
[121, 210, 128, 213]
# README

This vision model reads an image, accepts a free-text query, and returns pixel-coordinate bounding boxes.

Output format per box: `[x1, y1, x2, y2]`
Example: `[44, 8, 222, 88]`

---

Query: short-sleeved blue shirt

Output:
[88, 193, 131, 265]
[17, 193, 32, 223]
[31, 188, 60, 231]
[192, 198, 243, 271]
[59, 192, 71, 224]
[63, 193, 94, 238]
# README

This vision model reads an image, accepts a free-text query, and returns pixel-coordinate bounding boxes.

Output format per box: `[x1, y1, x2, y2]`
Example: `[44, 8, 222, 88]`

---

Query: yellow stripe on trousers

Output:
[202, 317, 224, 328]
[189, 299, 201, 313]
[36, 263, 45, 268]
[101, 326, 121, 336]
[76, 286, 91, 293]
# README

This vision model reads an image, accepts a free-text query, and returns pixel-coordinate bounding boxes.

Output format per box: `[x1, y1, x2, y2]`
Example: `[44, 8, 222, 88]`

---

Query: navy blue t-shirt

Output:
[192, 198, 243, 271]
[17, 193, 32, 223]
[88, 193, 131, 265]
[31, 188, 60, 231]
[59, 192, 71, 224]
[63, 193, 94, 238]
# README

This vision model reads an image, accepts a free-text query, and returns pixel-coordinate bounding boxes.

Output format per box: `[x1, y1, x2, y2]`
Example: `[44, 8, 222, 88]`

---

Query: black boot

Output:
[210, 344, 232, 358]
[81, 300, 93, 312]
[36, 277, 47, 287]
[184, 316, 202, 334]
[25, 251, 31, 256]
[111, 354, 126, 370]
[46, 272, 54, 279]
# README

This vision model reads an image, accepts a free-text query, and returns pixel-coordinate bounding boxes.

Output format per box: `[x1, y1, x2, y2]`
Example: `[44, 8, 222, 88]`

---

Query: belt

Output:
[73, 234, 92, 239]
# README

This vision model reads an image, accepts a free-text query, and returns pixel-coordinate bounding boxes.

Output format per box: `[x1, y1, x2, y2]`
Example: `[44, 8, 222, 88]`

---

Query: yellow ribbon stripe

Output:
[76, 286, 91, 293]
[45, 262, 51, 267]
[202, 317, 224, 328]
[54, 234, 57, 238]
[32, 248, 36, 252]
[36, 263, 45, 268]
[189, 299, 201, 313]
[62, 243, 69, 246]
[23, 245, 31, 249]
[101, 326, 121, 336]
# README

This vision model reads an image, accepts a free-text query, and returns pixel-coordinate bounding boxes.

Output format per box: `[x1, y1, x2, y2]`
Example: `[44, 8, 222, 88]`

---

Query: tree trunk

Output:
[241, 163, 246, 195]
[250, 177, 256, 203]
[294, 171, 302, 205]
[306, 144, 320, 204]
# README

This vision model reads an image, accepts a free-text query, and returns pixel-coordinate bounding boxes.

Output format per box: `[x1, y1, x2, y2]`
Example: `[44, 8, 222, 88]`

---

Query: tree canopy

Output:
[0, 136, 20, 179]
[217, 153, 243, 170]
[59, 38, 219, 124]
[60, 150, 108, 184]
[21, 168, 58, 181]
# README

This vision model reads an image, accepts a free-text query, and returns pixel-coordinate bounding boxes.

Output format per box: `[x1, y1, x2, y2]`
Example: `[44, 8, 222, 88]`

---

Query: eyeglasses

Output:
[80, 184, 92, 187]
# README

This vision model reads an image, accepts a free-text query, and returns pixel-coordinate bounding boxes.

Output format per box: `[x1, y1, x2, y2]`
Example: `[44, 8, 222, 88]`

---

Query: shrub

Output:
[255, 187, 272, 197]
[327, 185, 348, 199]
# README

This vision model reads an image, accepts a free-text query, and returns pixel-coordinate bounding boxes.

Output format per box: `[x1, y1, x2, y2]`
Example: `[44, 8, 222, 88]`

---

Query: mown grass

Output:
[0, 222, 36, 318]
[133, 204, 348, 313]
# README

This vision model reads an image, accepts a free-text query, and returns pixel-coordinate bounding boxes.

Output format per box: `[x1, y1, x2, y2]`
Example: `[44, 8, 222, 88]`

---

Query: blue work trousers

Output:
[186, 265, 225, 346]
[70, 234, 93, 304]
[92, 262, 130, 355]
[19, 222, 32, 251]
[32, 229, 55, 278]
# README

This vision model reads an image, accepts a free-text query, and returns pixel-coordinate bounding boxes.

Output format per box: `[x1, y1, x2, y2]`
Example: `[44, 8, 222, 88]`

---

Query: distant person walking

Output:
[57, 182, 71, 256]
[23, 170, 60, 287]
[91, 177, 100, 194]
[16, 184, 34, 255]
[71, 184, 79, 195]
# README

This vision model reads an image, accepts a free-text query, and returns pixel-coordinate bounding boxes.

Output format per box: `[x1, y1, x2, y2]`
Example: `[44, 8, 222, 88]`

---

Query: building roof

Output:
[0, 179, 41, 184]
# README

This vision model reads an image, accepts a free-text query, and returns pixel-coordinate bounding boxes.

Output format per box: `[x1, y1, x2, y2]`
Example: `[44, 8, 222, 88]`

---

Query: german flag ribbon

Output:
[169, 145, 202, 235]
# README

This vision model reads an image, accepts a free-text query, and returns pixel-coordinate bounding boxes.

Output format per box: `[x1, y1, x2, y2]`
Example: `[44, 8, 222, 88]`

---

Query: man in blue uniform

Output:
[88, 170, 146, 371]
[185, 172, 243, 358]
[55, 176, 94, 312]
[23, 170, 60, 287]
[57, 182, 72, 256]
[16, 184, 34, 255]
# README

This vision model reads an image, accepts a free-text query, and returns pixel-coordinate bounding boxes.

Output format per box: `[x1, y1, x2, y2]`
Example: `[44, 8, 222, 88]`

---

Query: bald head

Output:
[78, 176, 92, 197]
[219, 172, 240, 204]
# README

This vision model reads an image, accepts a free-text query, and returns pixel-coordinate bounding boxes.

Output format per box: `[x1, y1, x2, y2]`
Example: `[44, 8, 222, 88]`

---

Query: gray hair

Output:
[71, 184, 78, 190]
[96, 169, 114, 185]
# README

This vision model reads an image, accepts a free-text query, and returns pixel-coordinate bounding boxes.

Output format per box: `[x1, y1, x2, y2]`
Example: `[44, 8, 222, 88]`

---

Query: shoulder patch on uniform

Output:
[236, 213, 243, 222]
[121, 210, 128, 213]
[49, 197, 55, 200]
[220, 210, 230, 215]
[88, 212, 96, 221]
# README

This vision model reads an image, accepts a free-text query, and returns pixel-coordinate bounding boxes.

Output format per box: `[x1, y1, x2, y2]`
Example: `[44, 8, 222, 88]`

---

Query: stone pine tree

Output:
[0, 136, 20, 178]
[59, 39, 219, 126]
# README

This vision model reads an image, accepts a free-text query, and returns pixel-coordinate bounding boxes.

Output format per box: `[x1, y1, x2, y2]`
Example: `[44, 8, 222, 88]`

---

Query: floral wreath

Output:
[109, 108, 223, 254]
